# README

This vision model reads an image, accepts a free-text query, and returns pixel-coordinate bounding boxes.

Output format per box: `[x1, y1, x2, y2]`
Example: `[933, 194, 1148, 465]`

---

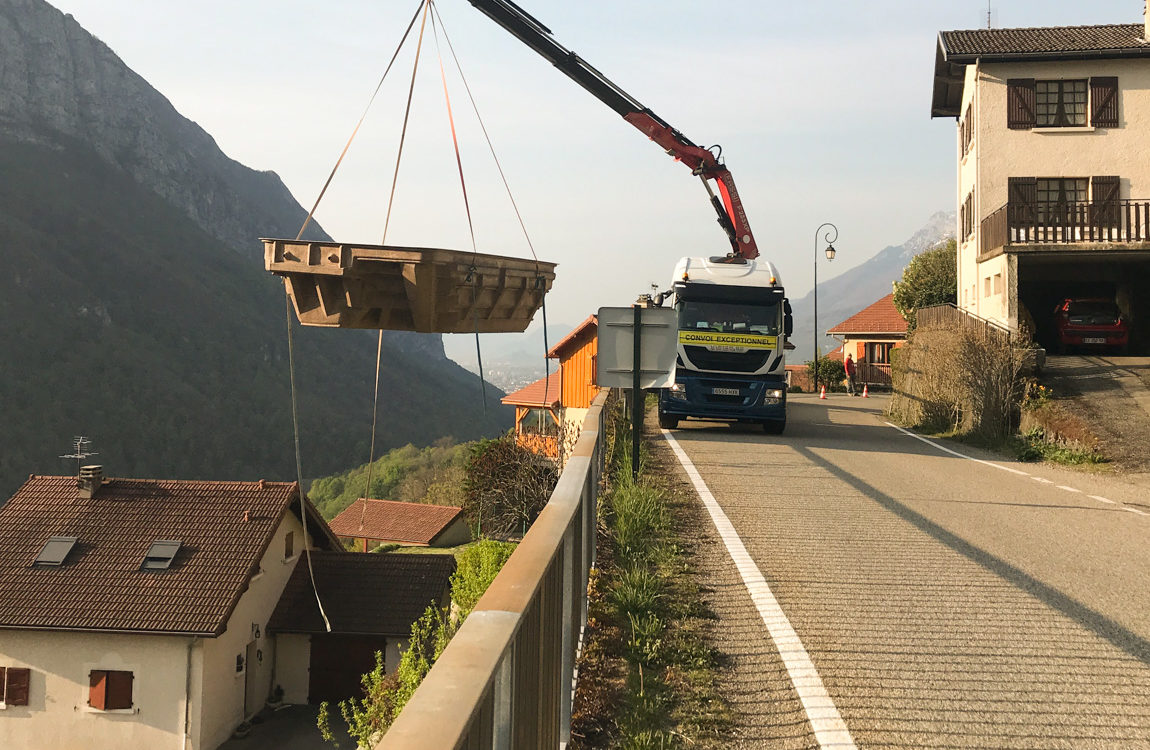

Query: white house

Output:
[931, 9, 1150, 351]
[0, 469, 343, 750]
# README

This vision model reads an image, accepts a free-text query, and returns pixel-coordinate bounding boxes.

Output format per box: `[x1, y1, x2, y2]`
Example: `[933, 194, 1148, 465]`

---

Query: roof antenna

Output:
[60, 436, 97, 482]
[987, 1, 994, 29]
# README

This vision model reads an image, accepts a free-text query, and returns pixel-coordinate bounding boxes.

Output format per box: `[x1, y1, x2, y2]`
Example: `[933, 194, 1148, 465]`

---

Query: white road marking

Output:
[1056, 485, 1082, 493]
[1089, 495, 1117, 505]
[1124, 507, 1149, 517]
[1032, 477, 1054, 484]
[884, 423, 1031, 476]
[662, 429, 857, 750]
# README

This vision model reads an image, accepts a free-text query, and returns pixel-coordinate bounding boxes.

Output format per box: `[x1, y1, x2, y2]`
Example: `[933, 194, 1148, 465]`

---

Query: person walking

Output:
[844, 353, 857, 396]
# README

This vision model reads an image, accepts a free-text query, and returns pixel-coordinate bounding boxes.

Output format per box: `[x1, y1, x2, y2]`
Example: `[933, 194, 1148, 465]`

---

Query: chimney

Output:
[78, 465, 103, 499]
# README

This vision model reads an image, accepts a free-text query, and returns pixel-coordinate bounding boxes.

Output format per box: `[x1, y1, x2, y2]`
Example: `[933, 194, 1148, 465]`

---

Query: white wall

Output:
[273, 634, 310, 705]
[0, 630, 192, 750]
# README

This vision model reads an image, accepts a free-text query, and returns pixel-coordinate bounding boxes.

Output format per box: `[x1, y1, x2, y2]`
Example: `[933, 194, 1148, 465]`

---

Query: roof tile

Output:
[328, 499, 464, 545]
[827, 293, 908, 336]
[501, 375, 561, 409]
[941, 24, 1148, 60]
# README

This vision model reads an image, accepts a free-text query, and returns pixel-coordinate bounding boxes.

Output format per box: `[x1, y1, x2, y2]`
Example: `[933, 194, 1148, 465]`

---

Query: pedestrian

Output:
[844, 353, 857, 396]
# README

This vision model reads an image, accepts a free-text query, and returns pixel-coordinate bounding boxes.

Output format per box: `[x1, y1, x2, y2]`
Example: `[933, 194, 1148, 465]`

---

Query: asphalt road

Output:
[661, 393, 1150, 749]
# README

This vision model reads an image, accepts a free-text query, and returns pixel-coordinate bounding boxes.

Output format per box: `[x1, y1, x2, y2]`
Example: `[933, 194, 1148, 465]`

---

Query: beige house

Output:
[0, 470, 341, 750]
[931, 12, 1150, 351]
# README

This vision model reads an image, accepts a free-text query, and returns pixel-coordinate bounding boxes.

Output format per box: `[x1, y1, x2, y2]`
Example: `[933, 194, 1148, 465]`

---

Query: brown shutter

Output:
[5, 668, 30, 706]
[106, 671, 133, 710]
[1092, 175, 1120, 228]
[1008, 177, 1037, 226]
[1090, 77, 1118, 128]
[0, 666, 5, 703]
[89, 670, 107, 710]
[1007, 79, 1036, 129]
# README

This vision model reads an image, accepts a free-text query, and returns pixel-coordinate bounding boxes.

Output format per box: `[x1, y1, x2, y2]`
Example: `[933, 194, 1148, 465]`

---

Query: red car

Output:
[1053, 298, 1128, 353]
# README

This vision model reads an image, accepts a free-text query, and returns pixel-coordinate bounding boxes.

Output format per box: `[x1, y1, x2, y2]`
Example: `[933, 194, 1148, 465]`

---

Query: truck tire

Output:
[762, 418, 785, 435]
[658, 412, 679, 429]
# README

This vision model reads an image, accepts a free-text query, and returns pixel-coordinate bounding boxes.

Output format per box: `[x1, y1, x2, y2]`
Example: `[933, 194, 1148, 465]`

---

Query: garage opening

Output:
[1016, 255, 1150, 355]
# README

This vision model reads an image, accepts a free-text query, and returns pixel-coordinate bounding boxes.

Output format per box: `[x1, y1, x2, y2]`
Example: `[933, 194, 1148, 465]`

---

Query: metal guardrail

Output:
[379, 389, 610, 750]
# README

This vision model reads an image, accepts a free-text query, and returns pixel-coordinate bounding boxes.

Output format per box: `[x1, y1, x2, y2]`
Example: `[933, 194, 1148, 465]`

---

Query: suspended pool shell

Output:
[263, 239, 557, 333]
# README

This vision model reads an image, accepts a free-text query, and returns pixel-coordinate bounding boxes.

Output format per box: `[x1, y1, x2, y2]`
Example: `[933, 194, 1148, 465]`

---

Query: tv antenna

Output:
[987, 1, 995, 29]
[60, 436, 98, 480]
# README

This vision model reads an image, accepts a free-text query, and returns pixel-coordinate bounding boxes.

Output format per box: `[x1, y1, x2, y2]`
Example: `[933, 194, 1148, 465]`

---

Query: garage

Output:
[1015, 252, 1150, 355]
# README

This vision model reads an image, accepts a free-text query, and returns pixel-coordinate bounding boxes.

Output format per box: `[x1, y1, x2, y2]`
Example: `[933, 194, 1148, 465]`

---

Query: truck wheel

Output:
[762, 419, 785, 435]
[658, 412, 679, 429]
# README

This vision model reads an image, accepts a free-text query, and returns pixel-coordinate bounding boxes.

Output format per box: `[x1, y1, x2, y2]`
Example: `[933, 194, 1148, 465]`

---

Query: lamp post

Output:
[813, 223, 838, 393]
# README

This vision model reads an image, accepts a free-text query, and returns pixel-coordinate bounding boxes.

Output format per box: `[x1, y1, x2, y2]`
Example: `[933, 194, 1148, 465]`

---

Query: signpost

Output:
[597, 305, 677, 480]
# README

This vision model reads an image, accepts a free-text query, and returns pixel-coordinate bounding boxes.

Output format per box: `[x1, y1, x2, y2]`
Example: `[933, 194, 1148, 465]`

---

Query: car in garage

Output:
[1053, 298, 1129, 353]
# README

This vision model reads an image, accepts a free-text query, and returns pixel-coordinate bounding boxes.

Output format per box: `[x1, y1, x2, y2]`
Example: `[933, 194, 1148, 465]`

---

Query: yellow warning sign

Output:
[678, 331, 778, 349]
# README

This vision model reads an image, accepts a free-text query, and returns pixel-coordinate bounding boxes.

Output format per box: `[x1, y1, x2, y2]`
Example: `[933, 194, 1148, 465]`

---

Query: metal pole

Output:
[632, 304, 642, 481]
[813, 222, 838, 393]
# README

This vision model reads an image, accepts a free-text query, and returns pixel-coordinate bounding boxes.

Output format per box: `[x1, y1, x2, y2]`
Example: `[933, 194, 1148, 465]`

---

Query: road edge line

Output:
[661, 429, 857, 750]
[883, 422, 1031, 476]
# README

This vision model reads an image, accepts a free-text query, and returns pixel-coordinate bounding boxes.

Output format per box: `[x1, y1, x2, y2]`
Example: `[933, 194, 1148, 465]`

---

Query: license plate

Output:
[705, 345, 747, 353]
[1083, 337, 1106, 344]
[712, 387, 740, 396]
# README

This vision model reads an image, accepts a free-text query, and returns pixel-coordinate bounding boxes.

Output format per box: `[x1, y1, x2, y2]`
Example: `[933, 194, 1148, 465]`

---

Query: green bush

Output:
[450, 538, 518, 618]
[806, 356, 846, 391]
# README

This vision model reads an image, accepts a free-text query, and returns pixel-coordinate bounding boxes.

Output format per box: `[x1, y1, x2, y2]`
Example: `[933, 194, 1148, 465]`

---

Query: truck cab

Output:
[658, 256, 793, 434]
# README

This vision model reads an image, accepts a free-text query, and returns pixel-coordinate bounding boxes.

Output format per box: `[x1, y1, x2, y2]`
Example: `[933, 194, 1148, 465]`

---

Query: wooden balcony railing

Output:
[857, 362, 892, 386]
[980, 200, 1150, 255]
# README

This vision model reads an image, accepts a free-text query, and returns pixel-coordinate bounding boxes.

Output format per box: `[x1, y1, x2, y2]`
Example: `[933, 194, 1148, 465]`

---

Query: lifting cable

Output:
[429, 2, 552, 422]
[363, 0, 433, 526]
[283, 0, 429, 632]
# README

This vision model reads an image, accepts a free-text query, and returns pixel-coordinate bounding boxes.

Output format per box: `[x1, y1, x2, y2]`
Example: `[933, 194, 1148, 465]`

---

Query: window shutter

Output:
[1008, 177, 1037, 226]
[1007, 79, 1036, 129]
[1092, 175, 1120, 228]
[5, 668, 30, 706]
[1090, 77, 1118, 128]
[0, 666, 5, 703]
[106, 671, 133, 710]
[89, 670, 107, 710]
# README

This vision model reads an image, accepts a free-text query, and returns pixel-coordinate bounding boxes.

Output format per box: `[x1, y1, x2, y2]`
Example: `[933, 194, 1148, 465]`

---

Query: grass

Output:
[1007, 428, 1107, 466]
[569, 398, 730, 748]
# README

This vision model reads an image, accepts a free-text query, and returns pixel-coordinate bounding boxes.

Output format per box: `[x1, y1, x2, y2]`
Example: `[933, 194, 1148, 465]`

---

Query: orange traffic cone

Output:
[862, 384, 869, 398]
[819, 384, 827, 399]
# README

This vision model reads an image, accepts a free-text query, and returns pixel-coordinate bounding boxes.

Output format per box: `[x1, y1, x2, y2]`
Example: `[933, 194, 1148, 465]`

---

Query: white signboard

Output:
[596, 306, 678, 389]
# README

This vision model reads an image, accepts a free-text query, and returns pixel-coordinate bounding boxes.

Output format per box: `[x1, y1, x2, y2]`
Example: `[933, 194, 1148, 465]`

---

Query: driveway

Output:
[217, 705, 354, 750]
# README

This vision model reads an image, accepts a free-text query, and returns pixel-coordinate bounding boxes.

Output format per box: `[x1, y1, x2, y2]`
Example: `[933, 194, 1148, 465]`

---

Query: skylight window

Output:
[141, 540, 182, 570]
[33, 536, 78, 567]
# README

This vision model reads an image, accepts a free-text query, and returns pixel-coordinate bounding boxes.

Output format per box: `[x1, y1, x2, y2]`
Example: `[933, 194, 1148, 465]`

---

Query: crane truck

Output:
[470, 0, 794, 434]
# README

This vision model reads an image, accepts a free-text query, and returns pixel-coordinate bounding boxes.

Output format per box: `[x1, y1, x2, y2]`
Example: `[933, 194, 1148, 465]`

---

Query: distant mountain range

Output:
[789, 211, 956, 358]
[0, 0, 511, 499]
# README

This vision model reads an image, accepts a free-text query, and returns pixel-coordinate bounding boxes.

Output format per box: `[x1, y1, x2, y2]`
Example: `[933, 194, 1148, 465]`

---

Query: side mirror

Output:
[783, 299, 794, 337]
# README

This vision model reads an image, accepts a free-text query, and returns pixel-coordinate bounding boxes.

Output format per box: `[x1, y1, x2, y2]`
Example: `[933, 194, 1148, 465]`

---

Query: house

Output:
[267, 551, 455, 704]
[826, 293, 908, 386]
[931, 12, 1150, 352]
[0, 468, 340, 750]
[501, 374, 563, 458]
[327, 498, 471, 551]
[0, 468, 455, 750]
[546, 315, 601, 429]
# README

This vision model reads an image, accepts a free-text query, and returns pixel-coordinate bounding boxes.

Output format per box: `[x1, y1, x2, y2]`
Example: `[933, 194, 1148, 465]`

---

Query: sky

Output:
[47, 0, 1145, 363]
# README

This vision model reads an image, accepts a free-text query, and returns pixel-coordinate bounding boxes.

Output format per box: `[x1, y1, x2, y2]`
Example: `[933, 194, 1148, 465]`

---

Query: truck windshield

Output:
[678, 300, 780, 335]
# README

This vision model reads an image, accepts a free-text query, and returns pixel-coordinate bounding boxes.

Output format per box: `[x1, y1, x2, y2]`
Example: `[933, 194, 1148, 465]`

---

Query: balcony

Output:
[979, 200, 1150, 259]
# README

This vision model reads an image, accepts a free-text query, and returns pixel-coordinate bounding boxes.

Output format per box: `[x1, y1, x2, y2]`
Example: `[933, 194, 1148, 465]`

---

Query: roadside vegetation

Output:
[570, 398, 730, 748]
[317, 538, 517, 748]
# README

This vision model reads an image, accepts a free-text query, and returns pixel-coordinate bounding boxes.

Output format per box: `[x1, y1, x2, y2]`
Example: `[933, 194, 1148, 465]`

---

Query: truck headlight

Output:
[762, 388, 784, 404]
[669, 383, 687, 400]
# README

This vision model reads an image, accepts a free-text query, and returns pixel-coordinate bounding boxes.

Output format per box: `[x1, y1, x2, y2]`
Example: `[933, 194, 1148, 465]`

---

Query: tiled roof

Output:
[940, 24, 1148, 60]
[267, 551, 455, 636]
[827, 293, 908, 336]
[328, 499, 464, 545]
[500, 374, 561, 409]
[0, 476, 337, 635]
[547, 315, 597, 358]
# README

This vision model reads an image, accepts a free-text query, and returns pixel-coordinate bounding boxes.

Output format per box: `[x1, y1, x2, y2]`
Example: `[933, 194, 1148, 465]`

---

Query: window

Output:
[1036, 80, 1087, 126]
[984, 277, 992, 298]
[1009, 77, 1118, 129]
[865, 343, 892, 365]
[1037, 178, 1088, 223]
[284, 531, 295, 560]
[961, 192, 975, 240]
[993, 274, 1003, 295]
[33, 535, 77, 567]
[88, 670, 133, 710]
[1, 667, 31, 706]
[141, 540, 181, 570]
[520, 408, 557, 437]
[961, 102, 974, 155]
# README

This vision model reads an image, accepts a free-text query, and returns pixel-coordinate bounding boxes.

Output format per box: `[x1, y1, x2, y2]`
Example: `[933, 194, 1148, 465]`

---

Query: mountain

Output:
[0, 0, 511, 499]
[789, 211, 956, 359]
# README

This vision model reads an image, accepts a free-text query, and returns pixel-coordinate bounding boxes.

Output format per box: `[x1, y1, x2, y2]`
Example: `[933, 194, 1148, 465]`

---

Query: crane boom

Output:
[467, 0, 759, 260]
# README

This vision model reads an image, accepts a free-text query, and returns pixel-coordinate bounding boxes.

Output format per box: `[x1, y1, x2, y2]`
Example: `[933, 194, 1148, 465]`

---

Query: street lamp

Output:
[813, 223, 838, 393]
